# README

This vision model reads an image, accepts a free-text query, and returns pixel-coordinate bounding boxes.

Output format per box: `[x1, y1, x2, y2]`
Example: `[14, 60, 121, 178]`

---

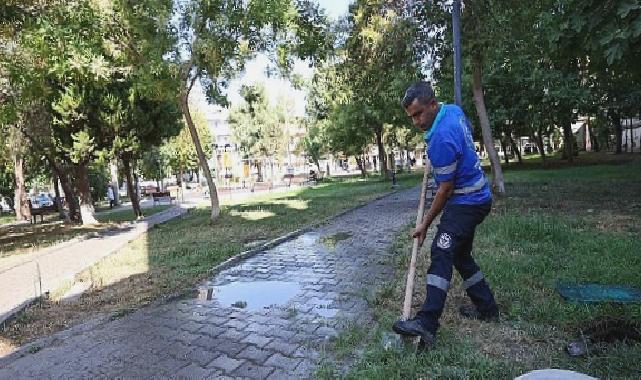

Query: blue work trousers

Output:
[417, 202, 498, 334]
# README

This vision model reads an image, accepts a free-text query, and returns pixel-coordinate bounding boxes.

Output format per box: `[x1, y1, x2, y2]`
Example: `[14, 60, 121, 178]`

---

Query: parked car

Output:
[0, 196, 13, 212]
[523, 143, 538, 154]
[33, 193, 54, 207]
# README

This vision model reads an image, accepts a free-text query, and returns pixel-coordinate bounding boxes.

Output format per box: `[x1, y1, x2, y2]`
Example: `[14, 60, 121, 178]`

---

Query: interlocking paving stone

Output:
[174, 363, 216, 379]
[237, 345, 274, 363]
[241, 333, 272, 346]
[233, 361, 275, 378]
[207, 353, 244, 374]
[187, 348, 220, 367]
[264, 353, 303, 372]
[265, 340, 300, 356]
[0, 188, 420, 378]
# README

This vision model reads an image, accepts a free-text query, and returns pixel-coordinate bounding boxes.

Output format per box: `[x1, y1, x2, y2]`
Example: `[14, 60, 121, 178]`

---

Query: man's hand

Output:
[411, 222, 428, 247]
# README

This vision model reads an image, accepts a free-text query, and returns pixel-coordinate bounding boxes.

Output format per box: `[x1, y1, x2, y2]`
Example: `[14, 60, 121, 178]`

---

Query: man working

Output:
[392, 82, 499, 347]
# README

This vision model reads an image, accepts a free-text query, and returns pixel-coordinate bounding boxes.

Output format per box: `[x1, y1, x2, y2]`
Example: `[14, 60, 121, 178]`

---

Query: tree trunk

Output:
[75, 164, 98, 225]
[584, 117, 592, 152]
[561, 119, 574, 162]
[123, 157, 143, 219]
[13, 154, 30, 221]
[180, 85, 220, 220]
[356, 156, 367, 177]
[256, 162, 263, 182]
[628, 119, 634, 153]
[471, 53, 505, 194]
[510, 135, 522, 164]
[536, 127, 546, 161]
[109, 160, 119, 205]
[611, 111, 623, 154]
[375, 129, 388, 178]
[55, 165, 79, 222]
[500, 139, 509, 165]
[313, 159, 321, 175]
[51, 171, 67, 221]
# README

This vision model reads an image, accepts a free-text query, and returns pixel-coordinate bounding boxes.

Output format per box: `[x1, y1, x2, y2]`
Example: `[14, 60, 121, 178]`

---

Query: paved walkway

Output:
[0, 187, 421, 379]
[0, 206, 188, 324]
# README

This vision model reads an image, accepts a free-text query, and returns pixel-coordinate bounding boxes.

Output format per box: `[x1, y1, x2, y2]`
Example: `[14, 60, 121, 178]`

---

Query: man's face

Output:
[405, 98, 438, 132]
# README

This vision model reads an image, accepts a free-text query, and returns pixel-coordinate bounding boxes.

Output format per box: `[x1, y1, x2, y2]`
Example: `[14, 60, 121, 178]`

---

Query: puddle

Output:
[320, 232, 352, 250]
[212, 281, 301, 311]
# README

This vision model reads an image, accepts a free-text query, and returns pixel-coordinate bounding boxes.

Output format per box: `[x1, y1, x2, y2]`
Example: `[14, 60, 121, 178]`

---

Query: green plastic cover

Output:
[557, 283, 641, 304]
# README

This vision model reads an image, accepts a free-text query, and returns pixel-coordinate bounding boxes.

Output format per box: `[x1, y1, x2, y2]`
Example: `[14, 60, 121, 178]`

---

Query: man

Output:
[392, 82, 499, 347]
[107, 185, 115, 209]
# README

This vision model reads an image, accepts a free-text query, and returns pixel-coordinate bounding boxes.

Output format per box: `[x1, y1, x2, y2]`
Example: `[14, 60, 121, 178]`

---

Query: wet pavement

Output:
[0, 187, 421, 379]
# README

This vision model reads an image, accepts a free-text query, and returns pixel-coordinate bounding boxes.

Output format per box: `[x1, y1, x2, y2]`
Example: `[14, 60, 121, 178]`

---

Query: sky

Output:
[193, 1, 352, 119]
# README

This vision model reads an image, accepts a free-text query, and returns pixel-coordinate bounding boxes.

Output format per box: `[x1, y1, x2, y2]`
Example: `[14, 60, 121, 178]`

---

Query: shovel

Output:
[383, 162, 432, 351]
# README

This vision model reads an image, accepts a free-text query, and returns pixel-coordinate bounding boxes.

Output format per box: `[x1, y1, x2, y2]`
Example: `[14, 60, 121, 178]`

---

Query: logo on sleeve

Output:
[437, 232, 452, 249]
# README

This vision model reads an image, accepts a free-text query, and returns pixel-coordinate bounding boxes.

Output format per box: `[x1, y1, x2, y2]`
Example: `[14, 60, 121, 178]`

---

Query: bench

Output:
[29, 202, 58, 224]
[151, 191, 173, 205]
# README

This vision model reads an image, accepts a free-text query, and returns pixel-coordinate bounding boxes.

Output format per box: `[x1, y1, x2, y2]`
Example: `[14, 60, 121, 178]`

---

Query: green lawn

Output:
[95, 205, 171, 223]
[318, 156, 641, 379]
[1, 172, 422, 349]
[0, 213, 15, 225]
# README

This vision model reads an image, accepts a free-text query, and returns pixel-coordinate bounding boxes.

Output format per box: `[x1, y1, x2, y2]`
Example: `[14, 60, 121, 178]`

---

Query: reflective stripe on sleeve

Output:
[433, 161, 457, 175]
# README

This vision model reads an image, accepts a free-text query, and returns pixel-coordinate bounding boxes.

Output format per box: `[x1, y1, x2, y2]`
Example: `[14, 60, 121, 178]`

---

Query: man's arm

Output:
[412, 180, 454, 246]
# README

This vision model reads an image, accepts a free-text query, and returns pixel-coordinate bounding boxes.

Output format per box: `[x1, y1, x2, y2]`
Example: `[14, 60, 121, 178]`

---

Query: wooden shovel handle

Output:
[402, 161, 431, 319]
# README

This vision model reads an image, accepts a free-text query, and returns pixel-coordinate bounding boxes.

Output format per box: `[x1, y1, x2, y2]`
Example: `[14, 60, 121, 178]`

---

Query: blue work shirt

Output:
[424, 104, 492, 205]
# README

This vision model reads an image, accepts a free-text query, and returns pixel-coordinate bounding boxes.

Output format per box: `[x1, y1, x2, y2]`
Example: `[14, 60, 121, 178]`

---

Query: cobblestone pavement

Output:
[0, 187, 420, 379]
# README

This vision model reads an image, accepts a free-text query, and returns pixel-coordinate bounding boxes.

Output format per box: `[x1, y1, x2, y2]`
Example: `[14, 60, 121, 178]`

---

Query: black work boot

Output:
[458, 304, 499, 322]
[392, 318, 436, 347]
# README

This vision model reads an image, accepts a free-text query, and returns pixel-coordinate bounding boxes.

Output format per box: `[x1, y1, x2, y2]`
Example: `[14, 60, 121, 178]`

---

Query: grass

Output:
[95, 205, 170, 223]
[317, 154, 641, 379]
[0, 213, 15, 226]
[0, 206, 172, 258]
[0, 172, 422, 353]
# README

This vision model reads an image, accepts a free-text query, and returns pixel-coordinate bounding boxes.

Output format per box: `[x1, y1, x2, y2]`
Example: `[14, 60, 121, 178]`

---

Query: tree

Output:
[312, 0, 422, 178]
[161, 109, 212, 188]
[2, 0, 186, 224]
[229, 84, 286, 181]
[300, 123, 326, 174]
[170, 0, 330, 221]
[550, 0, 641, 154]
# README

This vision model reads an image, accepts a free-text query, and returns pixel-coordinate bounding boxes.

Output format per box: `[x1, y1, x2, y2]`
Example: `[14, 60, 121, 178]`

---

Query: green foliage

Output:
[307, 0, 423, 166]
[300, 123, 326, 170]
[229, 83, 286, 161]
[161, 109, 212, 175]
[88, 162, 110, 201]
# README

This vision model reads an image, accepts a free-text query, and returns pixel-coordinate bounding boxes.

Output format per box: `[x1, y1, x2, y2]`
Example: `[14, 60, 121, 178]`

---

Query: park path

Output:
[0, 187, 421, 379]
[0, 206, 188, 325]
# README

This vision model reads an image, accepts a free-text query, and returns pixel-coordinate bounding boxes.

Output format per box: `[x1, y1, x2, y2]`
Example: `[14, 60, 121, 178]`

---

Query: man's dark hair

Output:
[402, 81, 435, 108]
